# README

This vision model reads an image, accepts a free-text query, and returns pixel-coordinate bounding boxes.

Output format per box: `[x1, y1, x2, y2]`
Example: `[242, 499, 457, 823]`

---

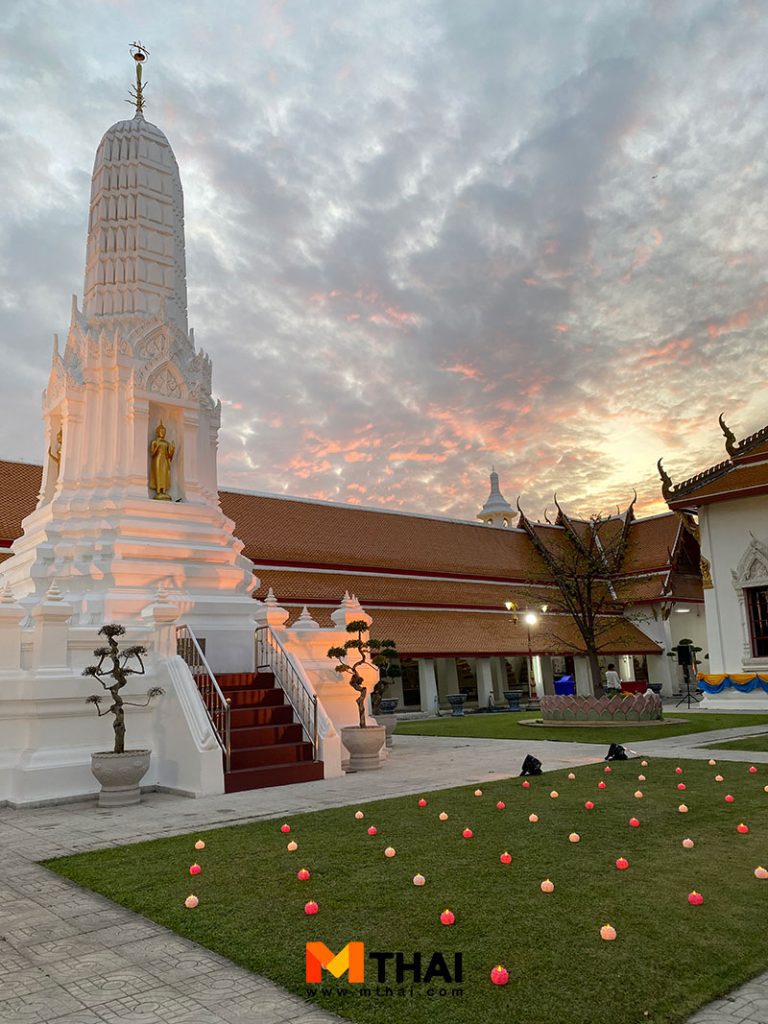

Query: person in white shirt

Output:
[605, 664, 622, 692]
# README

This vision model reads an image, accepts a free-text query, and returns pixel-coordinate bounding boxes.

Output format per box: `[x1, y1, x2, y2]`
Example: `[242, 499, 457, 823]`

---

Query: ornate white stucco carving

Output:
[730, 535, 768, 662]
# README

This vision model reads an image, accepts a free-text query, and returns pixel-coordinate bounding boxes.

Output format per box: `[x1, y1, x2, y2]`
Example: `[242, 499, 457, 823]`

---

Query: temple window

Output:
[747, 586, 768, 658]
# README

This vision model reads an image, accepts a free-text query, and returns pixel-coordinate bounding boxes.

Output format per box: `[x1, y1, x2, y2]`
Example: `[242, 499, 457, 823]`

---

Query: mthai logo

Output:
[306, 942, 462, 986]
[306, 942, 366, 983]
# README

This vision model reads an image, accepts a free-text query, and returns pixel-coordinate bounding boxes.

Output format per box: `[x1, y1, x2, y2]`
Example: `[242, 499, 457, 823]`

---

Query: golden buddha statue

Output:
[48, 428, 62, 470]
[149, 421, 175, 500]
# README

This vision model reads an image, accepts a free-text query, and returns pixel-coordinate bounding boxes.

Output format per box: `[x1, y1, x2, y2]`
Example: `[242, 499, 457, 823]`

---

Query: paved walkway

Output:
[1, 728, 767, 1023]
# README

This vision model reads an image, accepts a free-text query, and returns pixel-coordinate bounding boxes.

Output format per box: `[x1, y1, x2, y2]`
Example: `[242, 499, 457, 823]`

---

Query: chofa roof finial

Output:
[718, 412, 738, 458]
[657, 458, 673, 499]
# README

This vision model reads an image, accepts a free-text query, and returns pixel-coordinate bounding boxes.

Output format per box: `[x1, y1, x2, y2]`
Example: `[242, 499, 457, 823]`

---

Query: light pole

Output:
[504, 602, 548, 700]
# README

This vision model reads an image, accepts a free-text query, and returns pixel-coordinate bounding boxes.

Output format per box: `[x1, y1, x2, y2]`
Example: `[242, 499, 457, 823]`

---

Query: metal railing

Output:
[176, 624, 231, 772]
[255, 625, 319, 759]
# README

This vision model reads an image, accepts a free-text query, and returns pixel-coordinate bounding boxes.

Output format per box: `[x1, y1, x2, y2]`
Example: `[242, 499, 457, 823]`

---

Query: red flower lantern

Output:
[675, 767, 683, 775]
[184, 895, 199, 909]
[297, 868, 310, 881]
[496, 801, 506, 810]
[629, 817, 640, 828]
[725, 794, 735, 803]
[490, 964, 509, 986]
[522, 780, 530, 789]
[305, 900, 319, 915]
[677, 783, 686, 791]
[584, 801, 595, 810]
[440, 909, 455, 926]
[462, 828, 474, 838]
[687, 891, 704, 906]
[737, 823, 749, 834]
[367, 826, 378, 835]
[600, 923, 617, 941]
[615, 857, 629, 870]
[749, 766, 758, 774]
[598, 781, 607, 790]
[500, 851, 512, 864]
[189, 864, 201, 876]
[280, 824, 291, 834]
[418, 798, 427, 807]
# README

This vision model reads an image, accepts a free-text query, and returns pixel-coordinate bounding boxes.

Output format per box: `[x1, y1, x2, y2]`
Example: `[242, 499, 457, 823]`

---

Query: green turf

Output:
[395, 711, 768, 744]
[706, 733, 768, 753]
[44, 758, 768, 1024]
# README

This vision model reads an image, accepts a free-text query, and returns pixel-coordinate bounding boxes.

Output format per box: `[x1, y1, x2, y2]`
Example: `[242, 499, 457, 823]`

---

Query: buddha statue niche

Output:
[149, 421, 176, 501]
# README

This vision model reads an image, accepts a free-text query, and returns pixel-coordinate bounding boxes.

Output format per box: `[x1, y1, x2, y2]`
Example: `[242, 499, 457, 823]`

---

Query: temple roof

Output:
[662, 419, 768, 509]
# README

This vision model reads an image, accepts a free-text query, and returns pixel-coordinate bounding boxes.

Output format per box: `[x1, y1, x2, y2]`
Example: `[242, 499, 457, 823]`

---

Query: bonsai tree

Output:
[84, 624, 163, 753]
[327, 620, 401, 727]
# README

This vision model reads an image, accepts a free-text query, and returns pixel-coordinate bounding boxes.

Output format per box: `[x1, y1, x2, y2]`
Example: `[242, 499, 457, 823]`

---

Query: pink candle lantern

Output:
[500, 851, 512, 864]
[490, 964, 509, 986]
[682, 838, 695, 849]
[675, 767, 683, 775]
[496, 801, 506, 810]
[368, 826, 378, 835]
[189, 864, 201, 876]
[638, 774, 646, 782]
[677, 783, 686, 791]
[715, 775, 724, 783]
[615, 857, 629, 870]
[418, 798, 428, 807]
[462, 828, 474, 839]
[184, 895, 199, 909]
[194, 840, 205, 851]
[764, 785, 768, 793]
[305, 900, 319, 915]
[287, 840, 298, 852]
[439, 812, 449, 821]
[385, 846, 397, 857]
[708, 759, 717, 766]
[749, 766, 758, 774]
[569, 832, 581, 843]
[413, 873, 426, 886]
[737, 823, 749, 834]
[474, 789, 483, 797]
[641, 760, 649, 767]
[550, 790, 559, 799]
[280, 824, 291, 834]
[440, 909, 455, 925]
[540, 878, 555, 893]
[600, 924, 617, 941]
[725, 794, 735, 803]
[604, 766, 612, 774]
[687, 891, 704, 906]
[568, 772, 576, 780]
[598, 781, 606, 790]
[678, 804, 688, 814]
[629, 817, 640, 828]
[529, 814, 539, 823]
[522, 780, 530, 789]
[584, 800, 595, 810]
[297, 868, 311, 881]
[634, 791, 644, 799]
[754, 866, 768, 879]
[355, 811, 365, 820]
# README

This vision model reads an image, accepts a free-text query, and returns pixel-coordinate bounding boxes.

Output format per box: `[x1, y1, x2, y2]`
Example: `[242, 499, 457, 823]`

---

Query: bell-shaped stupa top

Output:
[477, 467, 514, 527]
[82, 44, 188, 334]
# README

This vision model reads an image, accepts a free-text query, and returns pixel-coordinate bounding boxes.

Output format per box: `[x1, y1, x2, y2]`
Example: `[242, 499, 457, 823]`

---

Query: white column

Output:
[538, 656, 555, 695]
[0, 586, 26, 672]
[476, 658, 494, 708]
[418, 658, 438, 714]
[436, 658, 459, 697]
[30, 583, 73, 673]
[574, 656, 593, 696]
[491, 658, 506, 701]
[532, 656, 545, 699]
[618, 655, 635, 682]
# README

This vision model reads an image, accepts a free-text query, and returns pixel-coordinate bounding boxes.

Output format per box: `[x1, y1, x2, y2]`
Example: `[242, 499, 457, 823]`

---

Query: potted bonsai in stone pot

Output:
[85, 624, 164, 807]
[328, 620, 400, 770]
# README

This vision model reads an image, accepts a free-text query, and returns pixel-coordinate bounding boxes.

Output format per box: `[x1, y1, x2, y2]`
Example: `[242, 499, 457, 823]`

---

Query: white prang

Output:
[1, 111, 258, 658]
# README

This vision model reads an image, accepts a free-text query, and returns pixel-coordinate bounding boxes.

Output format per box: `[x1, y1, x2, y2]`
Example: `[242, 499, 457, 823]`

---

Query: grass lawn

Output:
[44, 758, 768, 1024]
[395, 711, 768, 744]
[705, 733, 768, 753]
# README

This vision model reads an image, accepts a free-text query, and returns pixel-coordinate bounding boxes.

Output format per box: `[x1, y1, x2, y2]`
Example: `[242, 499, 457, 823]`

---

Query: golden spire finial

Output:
[128, 42, 150, 115]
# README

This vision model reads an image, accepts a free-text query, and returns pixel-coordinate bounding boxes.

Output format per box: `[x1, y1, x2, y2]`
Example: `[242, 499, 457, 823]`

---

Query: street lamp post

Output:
[504, 601, 548, 701]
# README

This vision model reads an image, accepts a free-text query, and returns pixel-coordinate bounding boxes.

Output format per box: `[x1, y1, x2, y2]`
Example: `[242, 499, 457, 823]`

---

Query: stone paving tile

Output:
[0, 985, 86, 1024]
[93, 986, 230, 1024]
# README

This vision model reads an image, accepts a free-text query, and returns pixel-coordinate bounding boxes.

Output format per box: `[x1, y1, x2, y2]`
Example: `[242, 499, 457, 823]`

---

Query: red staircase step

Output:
[223, 687, 285, 708]
[225, 760, 325, 793]
[230, 741, 315, 771]
[230, 723, 304, 747]
[219, 671, 276, 689]
[229, 705, 294, 728]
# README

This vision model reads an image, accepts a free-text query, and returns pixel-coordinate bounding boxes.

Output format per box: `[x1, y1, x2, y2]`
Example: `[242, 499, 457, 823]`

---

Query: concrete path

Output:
[1, 729, 767, 1023]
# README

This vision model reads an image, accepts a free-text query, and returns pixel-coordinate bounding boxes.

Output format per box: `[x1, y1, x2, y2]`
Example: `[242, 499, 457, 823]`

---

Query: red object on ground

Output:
[490, 965, 509, 985]
[500, 851, 512, 864]
[725, 795, 735, 803]
[496, 801, 506, 809]
[737, 823, 749, 834]
[598, 781, 607, 790]
[367, 826, 378, 835]
[305, 901, 319, 915]
[688, 891, 704, 906]
[604, 766, 612, 774]
[678, 783, 686, 791]
[585, 801, 595, 810]
[280, 824, 291, 833]
[418, 798, 427, 807]
[522, 780, 530, 789]
[615, 857, 629, 870]
[440, 909, 455, 925]
[297, 868, 310, 880]
[620, 681, 648, 694]
[749, 766, 758, 774]
[629, 817, 640, 828]
[189, 864, 201, 876]
[675, 767, 683, 775]
[462, 828, 474, 838]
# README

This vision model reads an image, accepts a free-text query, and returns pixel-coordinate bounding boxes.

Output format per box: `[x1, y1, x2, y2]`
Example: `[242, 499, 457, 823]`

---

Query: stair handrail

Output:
[255, 625, 319, 759]
[176, 624, 231, 772]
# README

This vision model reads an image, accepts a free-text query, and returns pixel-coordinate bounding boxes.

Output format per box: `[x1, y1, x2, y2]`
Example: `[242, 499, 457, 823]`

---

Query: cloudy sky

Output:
[1, 0, 767, 521]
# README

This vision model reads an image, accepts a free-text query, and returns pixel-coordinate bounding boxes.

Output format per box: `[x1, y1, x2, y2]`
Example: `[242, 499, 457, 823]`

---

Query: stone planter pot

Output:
[378, 699, 399, 714]
[373, 715, 397, 748]
[91, 750, 151, 807]
[342, 726, 385, 771]
[503, 689, 524, 711]
[447, 694, 467, 717]
[648, 683, 663, 695]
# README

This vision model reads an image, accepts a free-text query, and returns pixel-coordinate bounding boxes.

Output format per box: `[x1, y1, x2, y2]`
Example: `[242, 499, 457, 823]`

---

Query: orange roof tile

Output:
[297, 607, 661, 657]
[0, 461, 41, 545]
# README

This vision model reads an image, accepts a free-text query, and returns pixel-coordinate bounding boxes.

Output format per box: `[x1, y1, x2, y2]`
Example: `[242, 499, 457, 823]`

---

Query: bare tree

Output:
[516, 496, 643, 693]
